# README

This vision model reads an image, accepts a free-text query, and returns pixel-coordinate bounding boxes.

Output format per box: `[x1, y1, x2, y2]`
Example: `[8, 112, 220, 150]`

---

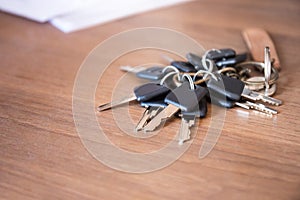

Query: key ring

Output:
[201, 49, 221, 72]
[193, 70, 218, 83]
[171, 67, 237, 86]
[192, 67, 237, 85]
[160, 69, 195, 91]
[235, 61, 279, 88]
[160, 65, 181, 86]
[181, 74, 195, 90]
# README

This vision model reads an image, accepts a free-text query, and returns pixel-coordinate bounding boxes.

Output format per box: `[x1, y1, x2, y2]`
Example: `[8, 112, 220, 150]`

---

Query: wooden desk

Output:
[1, 0, 299, 199]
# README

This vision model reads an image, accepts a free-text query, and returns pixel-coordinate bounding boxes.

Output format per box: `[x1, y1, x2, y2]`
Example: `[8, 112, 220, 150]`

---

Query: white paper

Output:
[0, 0, 84, 23]
[0, 0, 189, 32]
[50, 0, 189, 33]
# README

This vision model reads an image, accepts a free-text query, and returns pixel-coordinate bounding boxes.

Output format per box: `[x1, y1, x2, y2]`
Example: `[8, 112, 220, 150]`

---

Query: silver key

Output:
[144, 104, 179, 132]
[98, 94, 136, 111]
[178, 115, 196, 145]
[241, 87, 282, 106]
[97, 83, 170, 111]
[135, 107, 163, 132]
[235, 101, 278, 115]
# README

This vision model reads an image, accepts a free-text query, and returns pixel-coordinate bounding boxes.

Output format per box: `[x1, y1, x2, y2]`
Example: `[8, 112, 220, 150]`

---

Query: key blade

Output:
[178, 119, 191, 145]
[148, 107, 163, 121]
[178, 116, 195, 145]
[242, 88, 282, 106]
[97, 94, 136, 111]
[120, 65, 145, 73]
[235, 102, 250, 110]
[135, 108, 151, 132]
[143, 104, 179, 132]
[250, 90, 282, 106]
[241, 88, 259, 101]
[135, 107, 162, 132]
[246, 101, 278, 115]
[260, 95, 282, 106]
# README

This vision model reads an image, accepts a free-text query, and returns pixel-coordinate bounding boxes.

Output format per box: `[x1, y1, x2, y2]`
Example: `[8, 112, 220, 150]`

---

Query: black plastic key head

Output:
[215, 53, 248, 68]
[171, 61, 197, 73]
[186, 53, 206, 70]
[181, 98, 208, 118]
[140, 97, 168, 108]
[165, 82, 208, 112]
[207, 90, 236, 108]
[134, 83, 170, 102]
[207, 75, 245, 101]
[198, 98, 208, 117]
[207, 48, 236, 61]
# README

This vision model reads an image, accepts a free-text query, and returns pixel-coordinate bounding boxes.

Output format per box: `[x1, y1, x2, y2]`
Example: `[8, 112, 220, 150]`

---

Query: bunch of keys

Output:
[98, 48, 283, 145]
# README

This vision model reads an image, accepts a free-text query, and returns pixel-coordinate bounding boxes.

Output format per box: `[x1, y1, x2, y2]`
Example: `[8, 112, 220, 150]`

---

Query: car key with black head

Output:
[215, 53, 248, 69]
[206, 77, 278, 114]
[97, 83, 170, 111]
[144, 82, 208, 132]
[161, 54, 198, 73]
[207, 74, 282, 106]
[206, 48, 236, 61]
[135, 72, 184, 131]
[207, 74, 245, 101]
[171, 61, 197, 73]
[139, 98, 207, 133]
[209, 95, 278, 115]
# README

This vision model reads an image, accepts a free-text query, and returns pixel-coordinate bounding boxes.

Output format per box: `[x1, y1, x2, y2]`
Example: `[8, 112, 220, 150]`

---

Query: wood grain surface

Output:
[1, 0, 300, 199]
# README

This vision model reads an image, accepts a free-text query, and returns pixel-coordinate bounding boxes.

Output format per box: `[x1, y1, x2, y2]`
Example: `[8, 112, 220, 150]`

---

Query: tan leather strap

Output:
[242, 28, 281, 71]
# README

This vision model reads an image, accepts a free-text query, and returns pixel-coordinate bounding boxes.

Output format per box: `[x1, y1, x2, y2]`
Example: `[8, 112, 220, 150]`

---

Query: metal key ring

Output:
[172, 67, 237, 85]
[192, 67, 237, 85]
[235, 61, 279, 87]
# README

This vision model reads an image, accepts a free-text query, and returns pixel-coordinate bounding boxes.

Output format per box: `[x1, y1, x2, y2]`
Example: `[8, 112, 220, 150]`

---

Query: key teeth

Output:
[261, 99, 280, 106]
[257, 107, 275, 115]
[263, 101, 277, 106]
[143, 118, 166, 132]
[144, 126, 158, 132]
[135, 109, 151, 132]
[247, 102, 278, 115]
[177, 117, 194, 145]
[243, 89, 282, 107]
